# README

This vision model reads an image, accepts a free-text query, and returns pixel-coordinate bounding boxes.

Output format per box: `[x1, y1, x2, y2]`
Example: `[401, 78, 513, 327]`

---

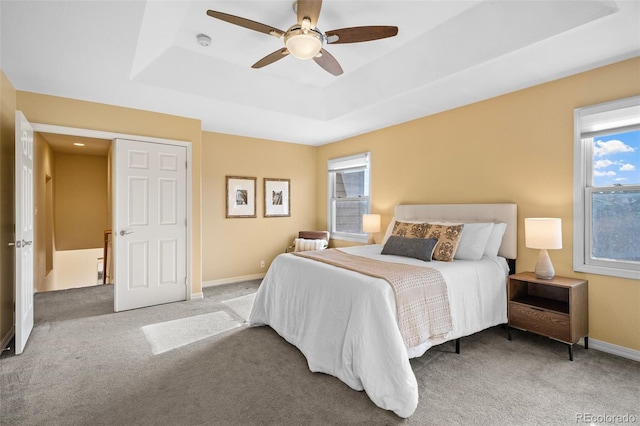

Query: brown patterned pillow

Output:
[424, 223, 464, 262]
[391, 221, 428, 239]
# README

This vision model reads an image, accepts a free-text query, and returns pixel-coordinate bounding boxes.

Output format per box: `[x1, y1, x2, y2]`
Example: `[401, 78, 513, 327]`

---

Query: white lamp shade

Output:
[524, 218, 562, 250]
[362, 214, 381, 233]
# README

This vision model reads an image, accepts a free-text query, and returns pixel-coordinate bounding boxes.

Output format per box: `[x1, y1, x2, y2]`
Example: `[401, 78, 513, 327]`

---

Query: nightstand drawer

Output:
[509, 303, 571, 342]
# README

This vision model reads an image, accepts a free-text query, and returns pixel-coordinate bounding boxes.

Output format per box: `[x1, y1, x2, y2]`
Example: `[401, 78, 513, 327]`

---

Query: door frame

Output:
[29, 123, 194, 302]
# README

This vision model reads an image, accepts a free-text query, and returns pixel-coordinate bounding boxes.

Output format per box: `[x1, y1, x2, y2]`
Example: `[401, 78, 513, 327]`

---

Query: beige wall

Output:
[4, 58, 639, 352]
[16, 92, 203, 295]
[33, 133, 55, 293]
[201, 131, 317, 282]
[317, 57, 640, 351]
[53, 152, 107, 250]
[0, 70, 17, 345]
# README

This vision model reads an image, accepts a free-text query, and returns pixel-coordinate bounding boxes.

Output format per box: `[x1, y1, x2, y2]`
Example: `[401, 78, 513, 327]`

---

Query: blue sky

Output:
[593, 129, 640, 187]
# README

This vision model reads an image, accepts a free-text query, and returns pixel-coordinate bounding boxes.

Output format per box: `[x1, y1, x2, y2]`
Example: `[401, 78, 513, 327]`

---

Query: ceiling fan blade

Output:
[206, 10, 284, 38]
[313, 49, 343, 76]
[252, 48, 290, 69]
[325, 26, 398, 44]
[297, 0, 322, 28]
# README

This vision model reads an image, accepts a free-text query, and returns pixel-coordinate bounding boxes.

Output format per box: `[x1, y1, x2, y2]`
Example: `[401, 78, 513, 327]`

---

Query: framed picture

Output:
[226, 176, 256, 218]
[264, 178, 290, 217]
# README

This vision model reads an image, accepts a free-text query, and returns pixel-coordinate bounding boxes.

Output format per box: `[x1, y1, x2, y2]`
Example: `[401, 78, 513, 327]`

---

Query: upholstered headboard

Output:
[394, 203, 517, 260]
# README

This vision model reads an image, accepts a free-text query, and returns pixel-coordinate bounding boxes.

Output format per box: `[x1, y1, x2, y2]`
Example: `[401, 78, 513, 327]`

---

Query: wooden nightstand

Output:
[507, 272, 588, 361]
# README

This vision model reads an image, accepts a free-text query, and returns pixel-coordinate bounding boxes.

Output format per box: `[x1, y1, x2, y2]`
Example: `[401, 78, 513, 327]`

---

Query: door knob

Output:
[120, 230, 134, 236]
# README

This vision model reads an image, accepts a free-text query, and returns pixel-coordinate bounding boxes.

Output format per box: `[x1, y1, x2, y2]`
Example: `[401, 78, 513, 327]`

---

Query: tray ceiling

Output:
[1, 1, 638, 145]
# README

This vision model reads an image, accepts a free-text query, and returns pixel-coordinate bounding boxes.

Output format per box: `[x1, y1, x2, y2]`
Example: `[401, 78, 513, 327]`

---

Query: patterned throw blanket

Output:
[293, 249, 452, 348]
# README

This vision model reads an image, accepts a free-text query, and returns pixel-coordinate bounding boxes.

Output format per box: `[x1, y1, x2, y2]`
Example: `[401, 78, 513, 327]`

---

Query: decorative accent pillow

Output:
[454, 223, 495, 261]
[294, 238, 328, 252]
[483, 223, 507, 258]
[424, 223, 464, 262]
[382, 218, 426, 244]
[390, 221, 428, 239]
[381, 236, 438, 262]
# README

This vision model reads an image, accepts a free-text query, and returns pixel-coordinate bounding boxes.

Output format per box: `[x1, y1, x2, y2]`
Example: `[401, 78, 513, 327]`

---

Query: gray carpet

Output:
[142, 311, 242, 355]
[221, 292, 256, 323]
[1, 281, 638, 426]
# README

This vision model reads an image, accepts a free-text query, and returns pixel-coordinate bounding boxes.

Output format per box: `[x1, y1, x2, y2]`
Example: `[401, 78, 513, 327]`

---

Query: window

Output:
[573, 96, 640, 280]
[328, 152, 371, 243]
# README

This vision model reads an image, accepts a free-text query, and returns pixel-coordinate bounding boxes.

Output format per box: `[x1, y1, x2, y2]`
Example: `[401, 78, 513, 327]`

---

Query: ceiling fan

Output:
[206, 0, 398, 76]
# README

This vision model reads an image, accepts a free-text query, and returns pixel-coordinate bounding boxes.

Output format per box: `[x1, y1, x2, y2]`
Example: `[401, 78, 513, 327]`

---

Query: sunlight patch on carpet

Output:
[142, 311, 241, 355]
[222, 293, 256, 323]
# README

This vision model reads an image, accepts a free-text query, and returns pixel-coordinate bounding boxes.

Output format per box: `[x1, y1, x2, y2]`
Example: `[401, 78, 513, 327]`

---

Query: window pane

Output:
[591, 190, 640, 262]
[335, 170, 365, 198]
[335, 200, 368, 234]
[592, 129, 640, 187]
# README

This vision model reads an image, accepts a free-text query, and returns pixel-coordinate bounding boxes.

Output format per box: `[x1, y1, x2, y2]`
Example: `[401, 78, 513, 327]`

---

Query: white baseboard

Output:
[579, 337, 640, 362]
[202, 273, 265, 288]
[1, 326, 15, 351]
[189, 292, 204, 300]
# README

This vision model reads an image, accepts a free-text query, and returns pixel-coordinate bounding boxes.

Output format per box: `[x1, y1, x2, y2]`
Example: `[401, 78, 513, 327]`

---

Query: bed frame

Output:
[395, 203, 518, 354]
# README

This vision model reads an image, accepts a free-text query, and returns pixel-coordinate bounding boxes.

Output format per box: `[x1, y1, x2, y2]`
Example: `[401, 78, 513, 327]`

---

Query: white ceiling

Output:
[1, 1, 638, 146]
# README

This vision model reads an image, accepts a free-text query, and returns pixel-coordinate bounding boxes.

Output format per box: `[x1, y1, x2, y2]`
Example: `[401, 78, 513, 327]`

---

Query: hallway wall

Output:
[53, 152, 108, 250]
[34, 133, 54, 293]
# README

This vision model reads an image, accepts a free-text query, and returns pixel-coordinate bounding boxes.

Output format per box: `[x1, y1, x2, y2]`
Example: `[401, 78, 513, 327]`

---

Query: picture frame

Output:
[226, 176, 256, 218]
[264, 178, 290, 217]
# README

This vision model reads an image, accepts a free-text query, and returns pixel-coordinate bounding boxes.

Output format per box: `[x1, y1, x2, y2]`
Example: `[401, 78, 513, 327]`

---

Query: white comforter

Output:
[249, 245, 509, 418]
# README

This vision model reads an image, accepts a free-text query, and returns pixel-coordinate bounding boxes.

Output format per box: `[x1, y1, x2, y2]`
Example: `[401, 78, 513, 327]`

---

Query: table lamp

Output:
[525, 218, 562, 279]
[362, 214, 381, 244]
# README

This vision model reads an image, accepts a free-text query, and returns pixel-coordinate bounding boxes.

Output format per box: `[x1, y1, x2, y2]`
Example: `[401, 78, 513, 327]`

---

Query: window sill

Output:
[574, 263, 640, 280]
[331, 233, 368, 244]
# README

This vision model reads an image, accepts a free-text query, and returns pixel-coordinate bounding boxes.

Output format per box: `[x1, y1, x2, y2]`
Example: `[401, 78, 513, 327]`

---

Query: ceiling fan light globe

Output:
[284, 27, 323, 59]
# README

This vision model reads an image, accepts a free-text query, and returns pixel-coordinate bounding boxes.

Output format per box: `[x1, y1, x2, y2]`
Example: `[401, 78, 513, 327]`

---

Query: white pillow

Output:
[454, 223, 494, 261]
[483, 223, 507, 258]
[294, 238, 328, 252]
[385, 219, 508, 259]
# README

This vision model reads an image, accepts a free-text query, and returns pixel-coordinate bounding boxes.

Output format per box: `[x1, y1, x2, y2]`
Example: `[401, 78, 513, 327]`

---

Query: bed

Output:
[249, 203, 517, 418]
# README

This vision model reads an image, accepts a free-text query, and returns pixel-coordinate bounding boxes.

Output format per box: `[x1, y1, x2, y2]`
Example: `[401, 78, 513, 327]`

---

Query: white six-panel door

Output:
[14, 111, 35, 354]
[113, 139, 187, 311]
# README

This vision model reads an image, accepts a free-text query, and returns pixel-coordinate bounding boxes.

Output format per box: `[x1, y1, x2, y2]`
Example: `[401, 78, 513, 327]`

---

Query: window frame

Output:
[327, 152, 371, 243]
[573, 95, 640, 280]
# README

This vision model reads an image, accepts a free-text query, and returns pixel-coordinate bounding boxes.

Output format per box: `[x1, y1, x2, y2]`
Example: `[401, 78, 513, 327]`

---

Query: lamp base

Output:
[367, 233, 376, 245]
[534, 249, 555, 279]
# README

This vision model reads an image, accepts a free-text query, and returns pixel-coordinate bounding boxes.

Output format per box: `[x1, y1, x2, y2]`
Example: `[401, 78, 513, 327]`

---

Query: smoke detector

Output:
[197, 34, 211, 47]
